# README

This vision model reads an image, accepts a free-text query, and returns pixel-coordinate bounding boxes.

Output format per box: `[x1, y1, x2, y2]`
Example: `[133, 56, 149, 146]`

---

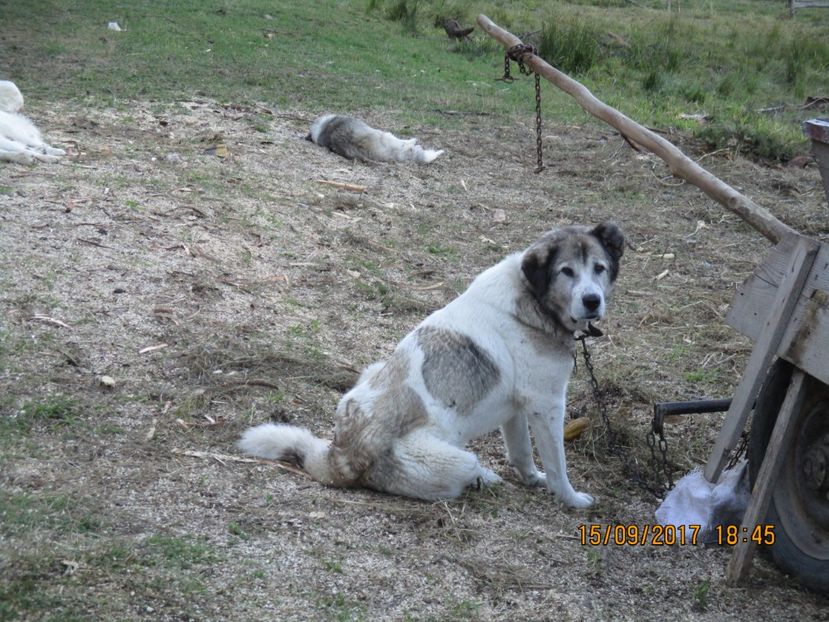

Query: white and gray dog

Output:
[306, 114, 443, 163]
[0, 80, 65, 165]
[240, 222, 624, 508]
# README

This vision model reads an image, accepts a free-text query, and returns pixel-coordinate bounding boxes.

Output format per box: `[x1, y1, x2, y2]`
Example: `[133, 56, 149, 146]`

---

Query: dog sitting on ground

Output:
[239, 222, 624, 508]
[0, 80, 66, 165]
[306, 114, 444, 164]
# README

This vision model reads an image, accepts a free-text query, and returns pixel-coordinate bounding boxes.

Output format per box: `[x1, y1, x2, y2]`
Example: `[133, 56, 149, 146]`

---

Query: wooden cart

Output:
[478, 16, 829, 591]
[705, 119, 829, 590]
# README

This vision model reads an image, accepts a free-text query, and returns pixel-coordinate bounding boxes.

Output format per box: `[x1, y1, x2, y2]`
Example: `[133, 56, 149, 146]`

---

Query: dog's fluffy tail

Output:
[416, 147, 444, 164]
[238, 423, 334, 484]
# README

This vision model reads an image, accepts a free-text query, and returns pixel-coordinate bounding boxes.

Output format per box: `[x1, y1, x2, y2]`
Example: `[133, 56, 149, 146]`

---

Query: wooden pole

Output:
[477, 14, 797, 244]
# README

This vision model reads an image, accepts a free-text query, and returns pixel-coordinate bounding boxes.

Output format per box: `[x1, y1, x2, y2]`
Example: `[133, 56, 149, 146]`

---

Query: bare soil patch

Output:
[1, 100, 827, 621]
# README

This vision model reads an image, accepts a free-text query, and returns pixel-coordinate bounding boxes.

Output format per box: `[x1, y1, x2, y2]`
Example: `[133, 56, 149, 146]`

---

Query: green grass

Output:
[0, 0, 529, 127]
[693, 578, 711, 612]
[371, 0, 829, 161]
[0, 491, 103, 537]
[3, 1, 827, 159]
[1, 395, 82, 434]
[0, 531, 221, 621]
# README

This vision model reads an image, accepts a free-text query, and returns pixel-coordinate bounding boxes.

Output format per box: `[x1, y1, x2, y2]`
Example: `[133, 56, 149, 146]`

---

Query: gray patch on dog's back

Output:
[417, 326, 500, 416]
[373, 384, 428, 436]
[368, 349, 410, 390]
[315, 116, 351, 148]
[315, 115, 374, 161]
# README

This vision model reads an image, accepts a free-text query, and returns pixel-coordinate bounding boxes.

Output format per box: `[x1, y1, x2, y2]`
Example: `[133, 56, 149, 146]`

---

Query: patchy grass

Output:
[369, 0, 829, 161]
[1, 1, 828, 620]
[6, 0, 824, 161]
[0, 0, 530, 125]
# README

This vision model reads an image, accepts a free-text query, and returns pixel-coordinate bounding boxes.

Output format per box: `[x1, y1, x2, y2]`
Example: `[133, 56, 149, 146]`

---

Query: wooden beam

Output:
[792, 0, 829, 8]
[476, 14, 798, 244]
[703, 236, 819, 483]
[726, 370, 808, 585]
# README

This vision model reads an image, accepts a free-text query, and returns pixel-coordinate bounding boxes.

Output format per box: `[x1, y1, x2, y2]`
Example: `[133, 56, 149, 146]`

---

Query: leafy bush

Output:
[538, 15, 601, 75]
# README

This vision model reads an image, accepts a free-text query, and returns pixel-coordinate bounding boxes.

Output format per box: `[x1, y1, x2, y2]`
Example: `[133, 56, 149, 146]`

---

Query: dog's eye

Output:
[560, 266, 574, 277]
[594, 264, 606, 275]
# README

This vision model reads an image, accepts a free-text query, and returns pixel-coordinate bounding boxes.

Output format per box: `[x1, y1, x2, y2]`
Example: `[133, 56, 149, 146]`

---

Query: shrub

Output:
[538, 15, 600, 75]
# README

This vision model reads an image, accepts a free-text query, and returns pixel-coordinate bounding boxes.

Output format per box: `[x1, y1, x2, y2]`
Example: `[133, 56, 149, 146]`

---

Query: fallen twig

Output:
[77, 237, 114, 249]
[31, 314, 71, 329]
[172, 448, 306, 475]
[139, 343, 169, 354]
[314, 179, 367, 193]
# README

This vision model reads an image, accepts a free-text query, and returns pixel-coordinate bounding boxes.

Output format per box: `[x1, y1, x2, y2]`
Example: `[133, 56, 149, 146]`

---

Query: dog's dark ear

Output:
[591, 221, 624, 281]
[521, 245, 557, 298]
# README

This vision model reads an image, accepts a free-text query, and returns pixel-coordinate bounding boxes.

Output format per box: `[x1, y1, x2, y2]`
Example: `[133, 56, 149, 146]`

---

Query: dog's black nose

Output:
[582, 294, 601, 312]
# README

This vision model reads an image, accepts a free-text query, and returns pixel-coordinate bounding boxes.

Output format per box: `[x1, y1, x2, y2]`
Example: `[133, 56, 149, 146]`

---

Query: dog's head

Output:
[0, 81, 24, 113]
[306, 113, 339, 144]
[520, 221, 624, 332]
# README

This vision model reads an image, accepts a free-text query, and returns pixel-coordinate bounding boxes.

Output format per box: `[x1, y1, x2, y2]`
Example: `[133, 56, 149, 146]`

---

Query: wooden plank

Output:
[792, 0, 829, 8]
[726, 238, 829, 386]
[726, 370, 808, 585]
[704, 236, 819, 483]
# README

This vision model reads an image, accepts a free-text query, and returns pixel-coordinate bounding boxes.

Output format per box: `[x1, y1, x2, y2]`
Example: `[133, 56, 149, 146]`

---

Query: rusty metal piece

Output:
[803, 118, 829, 203]
[652, 399, 732, 434]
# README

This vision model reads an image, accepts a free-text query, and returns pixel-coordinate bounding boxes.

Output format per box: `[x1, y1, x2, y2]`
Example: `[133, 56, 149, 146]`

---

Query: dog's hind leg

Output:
[363, 432, 500, 500]
[40, 144, 66, 157]
[30, 149, 61, 163]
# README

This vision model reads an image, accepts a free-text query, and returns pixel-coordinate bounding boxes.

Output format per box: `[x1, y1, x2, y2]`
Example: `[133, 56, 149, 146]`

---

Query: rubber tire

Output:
[748, 359, 829, 594]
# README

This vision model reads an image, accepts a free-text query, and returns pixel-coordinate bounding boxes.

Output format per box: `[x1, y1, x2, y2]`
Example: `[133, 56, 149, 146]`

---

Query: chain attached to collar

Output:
[577, 332, 672, 496]
[500, 44, 544, 174]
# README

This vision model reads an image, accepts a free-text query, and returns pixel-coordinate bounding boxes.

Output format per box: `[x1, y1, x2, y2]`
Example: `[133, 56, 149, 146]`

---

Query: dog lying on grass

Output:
[306, 114, 444, 164]
[240, 222, 624, 507]
[0, 80, 65, 165]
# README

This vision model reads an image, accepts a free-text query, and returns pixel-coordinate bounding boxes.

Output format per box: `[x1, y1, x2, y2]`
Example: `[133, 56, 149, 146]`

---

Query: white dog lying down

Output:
[240, 222, 625, 507]
[0, 80, 66, 165]
[306, 114, 444, 163]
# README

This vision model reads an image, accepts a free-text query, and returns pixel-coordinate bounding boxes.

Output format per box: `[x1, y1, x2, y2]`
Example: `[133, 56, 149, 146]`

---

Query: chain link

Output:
[501, 44, 544, 173]
[501, 51, 514, 83]
[578, 334, 614, 447]
[578, 334, 671, 495]
[725, 431, 749, 470]
[533, 73, 544, 173]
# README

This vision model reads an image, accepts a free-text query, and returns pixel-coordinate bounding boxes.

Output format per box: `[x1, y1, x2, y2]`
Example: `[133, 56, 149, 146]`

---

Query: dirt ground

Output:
[1, 100, 828, 621]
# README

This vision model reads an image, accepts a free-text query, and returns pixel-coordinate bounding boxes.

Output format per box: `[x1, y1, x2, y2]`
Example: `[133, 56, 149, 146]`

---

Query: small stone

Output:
[99, 375, 116, 388]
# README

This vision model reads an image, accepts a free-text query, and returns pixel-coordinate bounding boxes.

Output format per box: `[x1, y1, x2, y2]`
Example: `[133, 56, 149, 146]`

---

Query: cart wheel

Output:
[748, 359, 829, 593]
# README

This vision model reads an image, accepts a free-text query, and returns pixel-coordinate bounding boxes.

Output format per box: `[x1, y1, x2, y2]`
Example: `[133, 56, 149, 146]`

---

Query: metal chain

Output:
[501, 52, 514, 83]
[501, 44, 544, 173]
[578, 335, 671, 495]
[578, 335, 614, 447]
[647, 424, 674, 491]
[725, 431, 749, 470]
[533, 72, 543, 174]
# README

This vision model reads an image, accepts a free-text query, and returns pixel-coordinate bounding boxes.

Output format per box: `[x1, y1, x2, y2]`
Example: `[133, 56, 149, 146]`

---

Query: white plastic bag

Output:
[655, 460, 750, 543]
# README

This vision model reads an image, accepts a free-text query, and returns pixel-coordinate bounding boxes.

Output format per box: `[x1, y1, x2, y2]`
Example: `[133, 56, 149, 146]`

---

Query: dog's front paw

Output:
[564, 491, 594, 509]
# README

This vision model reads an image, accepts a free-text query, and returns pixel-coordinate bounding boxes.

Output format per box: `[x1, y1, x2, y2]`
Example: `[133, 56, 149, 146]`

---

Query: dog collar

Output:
[575, 322, 604, 339]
